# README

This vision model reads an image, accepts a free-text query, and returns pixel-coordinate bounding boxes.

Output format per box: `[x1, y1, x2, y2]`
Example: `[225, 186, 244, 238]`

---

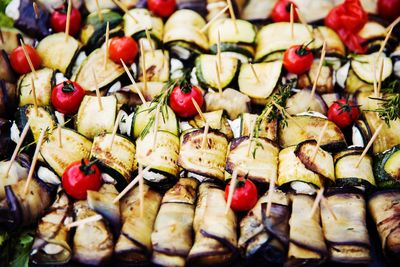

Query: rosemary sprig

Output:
[369, 94, 400, 126]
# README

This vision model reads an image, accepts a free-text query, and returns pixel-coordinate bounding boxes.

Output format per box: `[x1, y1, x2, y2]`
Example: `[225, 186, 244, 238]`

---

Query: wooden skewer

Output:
[152, 104, 161, 151]
[200, 5, 229, 33]
[249, 63, 260, 83]
[246, 119, 256, 157]
[23, 128, 46, 195]
[140, 40, 148, 92]
[109, 110, 123, 150]
[321, 196, 337, 220]
[355, 123, 384, 168]
[113, 165, 152, 203]
[30, 77, 38, 115]
[33, 2, 40, 19]
[120, 59, 147, 106]
[225, 169, 238, 214]
[20, 40, 37, 78]
[57, 124, 62, 148]
[65, 0, 72, 41]
[95, 0, 103, 22]
[92, 69, 103, 111]
[311, 121, 329, 161]
[386, 16, 400, 32]
[201, 122, 209, 150]
[104, 21, 110, 70]
[145, 28, 155, 57]
[309, 187, 324, 218]
[138, 163, 144, 218]
[266, 175, 276, 217]
[191, 97, 206, 122]
[112, 0, 138, 22]
[308, 41, 326, 110]
[376, 57, 385, 97]
[4, 119, 32, 178]
[372, 57, 378, 98]
[217, 29, 222, 74]
[215, 62, 223, 95]
[290, 3, 294, 39]
[66, 214, 103, 229]
[378, 24, 394, 60]
[295, 7, 313, 36]
[226, 0, 238, 32]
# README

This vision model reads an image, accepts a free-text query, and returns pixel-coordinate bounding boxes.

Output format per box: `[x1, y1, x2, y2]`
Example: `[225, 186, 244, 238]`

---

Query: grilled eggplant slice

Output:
[17, 68, 54, 107]
[139, 49, 170, 82]
[239, 190, 290, 265]
[334, 148, 376, 190]
[226, 137, 279, 184]
[368, 190, 400, 261]
[189, 110, 233, 140]
[187, 183, 237, 266]
[76, 95, 117, 139]
[40, 127, 92, 177]
[240, 113, 278, 142]
[151, 178, 199, 267]
[286, 89, 327, 115]
[351, 53, 392, 84]
[297, 59, 335, 94]
[374, 145, 400, 189]
[31, 191, 72, 265]
[320, 188, 370, 264]
[0, 158, 28, 200]
[205, 89, 251, 120]
[72, 201, 113, 265]
[286, 194, 327, 267]
[115, 184, 162, 263]
[91, 133, 137, 191]
[179, 129, 228, 182]
[0, 80, 17, 119]
[278, 115, 346, 152]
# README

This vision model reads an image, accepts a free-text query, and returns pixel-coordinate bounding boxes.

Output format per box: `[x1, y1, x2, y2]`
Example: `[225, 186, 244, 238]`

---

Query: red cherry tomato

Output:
[169, 83, 204, 118]
[50, 4, 82, 36]
[271, 0, 298, 22]
[328, 99, 360, 128]
[225, 177, 258, 212]
[378, 0, 400, 21]
[51, 80, 85, 115]
[147, 0, 176, 17]
[62, 159, 102, 200]
[283, 44, 314, 75]
[9, 45, 41, 75]
[109, 36, 139, 65]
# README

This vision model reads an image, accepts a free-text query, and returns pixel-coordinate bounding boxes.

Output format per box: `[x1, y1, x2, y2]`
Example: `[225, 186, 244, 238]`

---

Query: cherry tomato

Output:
[147, 0, 176, 17]
[271, 0, 298, 22]
[328, 99, 360, 128]
[283, 44, 314, 75]
[378, 0, 400, 21]
[109, 36, 139, 65]
[62, 159, 102, 200]
[50, 4, 82, 36]
[51, 80, 85, 115]
[169, 83, 204, 118]
[225, 177, 258, 212]
[9, 45, 41, 75]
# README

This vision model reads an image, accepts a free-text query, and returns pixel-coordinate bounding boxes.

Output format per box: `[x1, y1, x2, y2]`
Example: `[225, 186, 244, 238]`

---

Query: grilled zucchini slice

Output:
[18, 68, 54, 107]
[76, 95, 117, 139]
[208, 18, 256, 44]
[91, 133, 137, 191]
[139, 50, 170, 82]
[351, 53, 392, 84]
[189, 110, 233, 140]
[36, 33, 81, 76]
[374, 145, 400, 189]
[195, 54, 239, 90]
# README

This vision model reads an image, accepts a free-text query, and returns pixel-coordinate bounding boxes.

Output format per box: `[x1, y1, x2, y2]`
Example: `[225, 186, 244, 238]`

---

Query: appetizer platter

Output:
[0, 0, 400, 266]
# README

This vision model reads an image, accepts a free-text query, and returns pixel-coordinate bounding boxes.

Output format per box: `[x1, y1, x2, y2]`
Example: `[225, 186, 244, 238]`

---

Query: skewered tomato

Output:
[147, 0, 176, 17]
[109, 36, 139, 65]
[271, 0, 298, 22]
[283, 44, 314, 75]
[51, 80, 85, 115]
[169, 83, 204, 118]
[377, 0, 400, 21]
[9, 45, 41, 75]
[50, 4, 82, 36]
[62, 159, 102, 200]
[225, 177, 258, 212]
[328, 99, 360, 128]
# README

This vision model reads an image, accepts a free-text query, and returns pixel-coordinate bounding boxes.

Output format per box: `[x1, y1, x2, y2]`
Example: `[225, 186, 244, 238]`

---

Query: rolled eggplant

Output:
[226, 137, 279, 184]
[320, 188, 370, 264]
[368, 190, 400, 261]
[72, 201, 113, 265]
[187, 183, 237, 266]
[179, 129, 228, 183]
[114, 184, 162, 263]
[151, 178, 199, 267]
[31, 190, 72, 265]
[286, 194, 327, 267]
[0, 154, 30, 200]
[239, 189, 290, 265]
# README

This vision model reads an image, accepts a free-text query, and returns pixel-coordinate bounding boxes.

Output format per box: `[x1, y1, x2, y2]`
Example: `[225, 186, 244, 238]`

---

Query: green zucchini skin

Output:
[209, 43, 254, 59]
[374, 145, 400, 189]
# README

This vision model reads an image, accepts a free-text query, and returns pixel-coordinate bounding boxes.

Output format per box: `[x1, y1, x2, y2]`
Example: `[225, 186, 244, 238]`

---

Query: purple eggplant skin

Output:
[0, 50, 17, 83]
[0, 80, 18, 119]
[176, 0, 207, 17]
[0, 118, 12, 160]
[14, 0, 51, 39]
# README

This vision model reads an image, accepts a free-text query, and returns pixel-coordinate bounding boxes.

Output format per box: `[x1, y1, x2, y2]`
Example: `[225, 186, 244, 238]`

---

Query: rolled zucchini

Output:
[187, 183, 237, 266]
[189, 110, 234, 140]
[320, 188, 370, 264]
[31, 191, 72, 265]
[178, 129, 228, 182]
[151, 178, 199, 267]
[0, 154, 29, 200]
[286, 89, 327, 115]
[17, 68, 54, 107]
[205, 88, 251, 120]
[115, 184, 162, 263]
[286, 194, 327, 266]
[226, 137, 279, 184]
[374, 145, 400, 189]
[139, 49, 170, 82]
[240, 113, 278, 142]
